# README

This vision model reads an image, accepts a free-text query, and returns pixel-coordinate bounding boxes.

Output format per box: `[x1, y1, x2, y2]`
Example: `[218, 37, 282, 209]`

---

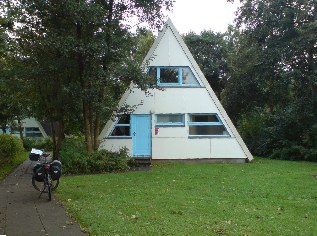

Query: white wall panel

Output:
[152, 137, 210, 159]
[99, 139, 132, 156]
[211, 138, 246, 158]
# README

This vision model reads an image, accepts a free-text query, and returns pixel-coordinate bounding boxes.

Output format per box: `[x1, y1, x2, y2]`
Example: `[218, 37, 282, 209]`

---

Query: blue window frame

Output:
[188, 114, 229, 137]
[148, 66, 200, 87]
[155, 114, 185, 127]
[109, 115, 131, 138]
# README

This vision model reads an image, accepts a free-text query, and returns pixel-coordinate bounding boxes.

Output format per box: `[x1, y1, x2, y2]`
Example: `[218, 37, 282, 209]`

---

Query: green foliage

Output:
[59, 136, 87, 173]
[87, 149, 130, 173]
[0, 134, 24, 165]
[23, 138, 53, 152]
[271, 144, 317, 162]
[5, 0, 174, 154]
[60, 137, 129, 174]
[0, 17, 30, 131]
[271, 123, 317, 161]
[184, 31, 230, 97]
[236, 101, 317, 161]
[303, 123, 317, 149]
[133, 28, 155, 64]
[57, 159, 317, 235]
[221, 0, 317, 161]
[0, 152, 27, 181]
[237, 109, 267, 154]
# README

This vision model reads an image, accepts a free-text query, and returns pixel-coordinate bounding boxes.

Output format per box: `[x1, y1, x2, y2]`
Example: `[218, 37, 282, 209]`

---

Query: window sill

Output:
[107, 136, 132, 139]
[158, 85, 203, 88]
[155, 124, 185, 127]
[188, 135, 231, 139]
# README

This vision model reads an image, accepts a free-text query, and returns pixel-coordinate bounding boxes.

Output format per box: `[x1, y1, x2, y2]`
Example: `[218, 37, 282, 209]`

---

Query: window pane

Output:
[160, 68, 178, 83]
[157, 115, 183, 123]
[25, 127, 40, 132]
[12, 128, 20, 134]
[190, 115, 219, 123]
[110, 126, 130, 136]
[26, 133, 43, 137]
[182, 67, 198, 85]
[117, 115, 130, 124]
[148, 67, 157, 79]
[189, 125, 228, 135]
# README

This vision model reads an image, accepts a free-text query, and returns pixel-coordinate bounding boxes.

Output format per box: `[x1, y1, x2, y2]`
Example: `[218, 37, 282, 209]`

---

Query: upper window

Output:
[156, 114, 185, 126]
[149, 67, 200, 87]
[109, 115, 131, 137]
[188, 114, 229, 136]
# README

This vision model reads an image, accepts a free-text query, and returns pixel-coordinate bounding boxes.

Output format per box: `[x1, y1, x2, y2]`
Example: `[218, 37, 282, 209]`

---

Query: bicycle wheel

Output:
[32, 177, 59, 192]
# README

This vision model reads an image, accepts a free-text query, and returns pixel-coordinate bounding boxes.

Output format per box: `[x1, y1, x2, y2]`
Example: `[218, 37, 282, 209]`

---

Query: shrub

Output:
[23, 138, 53, 151]
[271, 142, 317, 162]
[237, 110, 268, 155]
[271, 145, 306, 161]
[237, 104, 317, 162]
[0, 134, 24, 165]
[60, 136, 130, 174]
[59, 136, 88, 173]
[88, 148, 129, 173]
[304, 148, 317, 162]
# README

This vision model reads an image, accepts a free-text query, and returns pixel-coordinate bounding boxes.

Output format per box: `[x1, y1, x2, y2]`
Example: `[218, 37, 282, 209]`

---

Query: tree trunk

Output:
[76, 19, 94, 153]
[307, 42, 316, 98]
[51, 121, 65, 160]
[83, 101, 94, 153]
[17, 119, 24, 141]
[93, 111, 100, 150]
[89, 103, 94, 149]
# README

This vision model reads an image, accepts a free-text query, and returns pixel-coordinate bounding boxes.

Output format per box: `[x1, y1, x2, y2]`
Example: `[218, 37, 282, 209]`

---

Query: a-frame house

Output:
[99, 19, 253, 162]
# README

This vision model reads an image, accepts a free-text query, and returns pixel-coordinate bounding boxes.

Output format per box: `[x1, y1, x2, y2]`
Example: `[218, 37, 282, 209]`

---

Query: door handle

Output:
[133, 132, 136, 136]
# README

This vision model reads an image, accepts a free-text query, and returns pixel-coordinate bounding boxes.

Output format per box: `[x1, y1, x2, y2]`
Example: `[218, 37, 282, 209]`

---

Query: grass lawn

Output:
[0, 152, 28, 181]
[56, 158, 317, 236]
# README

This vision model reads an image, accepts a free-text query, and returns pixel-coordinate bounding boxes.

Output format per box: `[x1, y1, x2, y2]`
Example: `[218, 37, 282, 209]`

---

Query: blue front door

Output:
[131, 115, 152, 157]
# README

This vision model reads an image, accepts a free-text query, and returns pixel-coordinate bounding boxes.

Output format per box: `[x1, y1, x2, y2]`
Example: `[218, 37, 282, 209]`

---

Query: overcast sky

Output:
[167, 0, 241, 34]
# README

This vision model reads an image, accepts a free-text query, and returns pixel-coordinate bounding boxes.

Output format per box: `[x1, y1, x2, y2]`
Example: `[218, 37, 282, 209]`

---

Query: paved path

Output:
[0, 159, 87, 236]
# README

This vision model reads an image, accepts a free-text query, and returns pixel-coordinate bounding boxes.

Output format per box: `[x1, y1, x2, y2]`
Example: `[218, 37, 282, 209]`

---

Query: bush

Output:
[237, 103, 317, 162]
[88, 149, 129, 173]
[0, 134, 24, 165]
[237, 110, 268, 156]
[60, 136, 130, 174]
[271, 145, 317, 162]
[23, 138, 53, 151]
[271, 145, 306, 161]
[59, 136, 88, 173]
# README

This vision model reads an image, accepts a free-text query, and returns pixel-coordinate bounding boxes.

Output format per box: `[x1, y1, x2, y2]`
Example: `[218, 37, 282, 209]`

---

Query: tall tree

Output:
[224, 0, 317, 158]
[0, 17, 28, 137]
[235, 0, 317, 102]
[4, 0, 173, 157]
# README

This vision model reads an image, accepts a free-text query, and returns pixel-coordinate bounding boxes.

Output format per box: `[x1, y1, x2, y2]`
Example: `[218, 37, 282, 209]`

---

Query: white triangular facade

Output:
[99, 19, 253, 162]
[0, 117, 48, 138]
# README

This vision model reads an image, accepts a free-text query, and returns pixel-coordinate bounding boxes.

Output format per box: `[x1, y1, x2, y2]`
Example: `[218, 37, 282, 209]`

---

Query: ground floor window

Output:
[108, 113, 229, 138]
[188, 114, 229, 136]
[109, 115, 131, 137]
[25, 127, 43, 137]
[155, 114, 185, 126]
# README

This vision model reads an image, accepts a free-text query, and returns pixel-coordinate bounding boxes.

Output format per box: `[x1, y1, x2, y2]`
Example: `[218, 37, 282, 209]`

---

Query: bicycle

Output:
[29, 149, 62, 201]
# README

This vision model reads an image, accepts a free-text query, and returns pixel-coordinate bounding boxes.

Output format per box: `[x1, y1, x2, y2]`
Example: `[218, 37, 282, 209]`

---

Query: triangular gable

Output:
[99, 19, 253, 161]
[156, 19, 252, 161]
